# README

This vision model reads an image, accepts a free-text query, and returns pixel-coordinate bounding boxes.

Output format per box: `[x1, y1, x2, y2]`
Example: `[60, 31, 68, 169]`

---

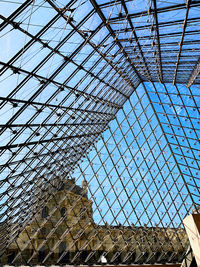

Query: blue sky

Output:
[71, 82, 200, 228]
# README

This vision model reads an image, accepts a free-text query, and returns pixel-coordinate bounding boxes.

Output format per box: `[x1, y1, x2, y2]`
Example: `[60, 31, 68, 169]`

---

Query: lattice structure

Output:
[0, 0, 200, 265]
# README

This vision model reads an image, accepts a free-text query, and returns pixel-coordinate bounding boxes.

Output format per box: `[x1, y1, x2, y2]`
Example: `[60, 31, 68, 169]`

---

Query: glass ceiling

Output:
[73, 82, 199, 229]
[0, 0, 200, 265]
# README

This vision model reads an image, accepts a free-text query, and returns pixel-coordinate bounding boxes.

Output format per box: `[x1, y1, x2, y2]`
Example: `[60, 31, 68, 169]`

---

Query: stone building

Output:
[1, 178, 188, 265]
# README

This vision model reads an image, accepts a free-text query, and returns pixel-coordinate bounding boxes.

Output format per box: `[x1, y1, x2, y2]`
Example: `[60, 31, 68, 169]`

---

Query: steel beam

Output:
[152, 0, 163, 82]
[173, 0, 191, 85]
[187, 56, 200, 87]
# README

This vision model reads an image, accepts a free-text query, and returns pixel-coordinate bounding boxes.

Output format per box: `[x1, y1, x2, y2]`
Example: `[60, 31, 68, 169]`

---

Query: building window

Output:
[59, 242, 69, 263]
[61, 207, 66, 217]
[153, 236, 157, 243]
[58, 181, 64, 191]
[38, 246, 46, 263]
[41, 227, 46, 235]
[8, 251, 15, 264]
[80, 207, 87, 219]
[42, 206, 49, 218]
[81, 250, 88, 261]
[59, 242, 66, 253]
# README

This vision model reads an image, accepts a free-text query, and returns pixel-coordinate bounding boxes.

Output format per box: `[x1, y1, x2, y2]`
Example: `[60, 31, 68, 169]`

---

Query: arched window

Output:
[38, 246, 46, 263]
[59, 242, 69, 263]
[58, 181, 64, 191]
[42, 206, 49, 218]
[60, 207, 66, 217]
[153, 236, 157, 243]
[59, 242, 66, 254]
[81, 250, 88, 262]
[41, 227, 46, 235]
[8, 251, 15, 264]
[80, 207, 87, 219]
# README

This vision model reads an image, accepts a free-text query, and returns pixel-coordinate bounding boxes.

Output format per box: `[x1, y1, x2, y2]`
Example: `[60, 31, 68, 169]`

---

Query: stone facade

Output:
[1, 179, 188, 265]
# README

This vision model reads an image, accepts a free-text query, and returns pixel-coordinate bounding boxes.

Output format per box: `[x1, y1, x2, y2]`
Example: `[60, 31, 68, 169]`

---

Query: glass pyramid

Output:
[0, 0, 200, 265]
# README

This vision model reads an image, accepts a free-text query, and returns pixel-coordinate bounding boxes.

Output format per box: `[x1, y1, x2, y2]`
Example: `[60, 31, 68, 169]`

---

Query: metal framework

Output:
[0, 0, 200, 265]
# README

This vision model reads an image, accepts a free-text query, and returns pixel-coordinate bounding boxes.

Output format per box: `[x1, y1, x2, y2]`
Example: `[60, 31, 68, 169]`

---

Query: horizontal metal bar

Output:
[0, 131, 101, 150]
